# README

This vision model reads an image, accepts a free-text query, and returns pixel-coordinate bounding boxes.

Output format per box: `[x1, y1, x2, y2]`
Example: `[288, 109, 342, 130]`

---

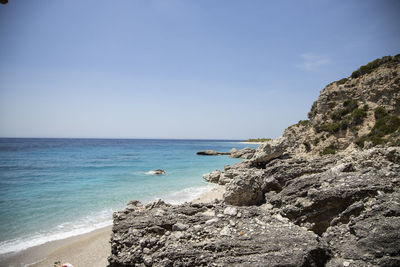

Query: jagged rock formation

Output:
[109, 55, 400, 266]
[229, 147, 255, 159]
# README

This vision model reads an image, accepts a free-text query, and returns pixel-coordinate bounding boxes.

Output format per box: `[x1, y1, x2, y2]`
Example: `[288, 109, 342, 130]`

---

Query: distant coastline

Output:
[240, 138, 271, 144]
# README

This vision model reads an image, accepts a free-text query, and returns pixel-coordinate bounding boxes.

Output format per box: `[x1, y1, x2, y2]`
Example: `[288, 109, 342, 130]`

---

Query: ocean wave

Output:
[0, 209, 113, 255]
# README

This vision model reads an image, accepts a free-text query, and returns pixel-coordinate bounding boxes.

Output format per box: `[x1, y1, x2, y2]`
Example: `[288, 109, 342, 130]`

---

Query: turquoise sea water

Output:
[0, 138, 257, 254]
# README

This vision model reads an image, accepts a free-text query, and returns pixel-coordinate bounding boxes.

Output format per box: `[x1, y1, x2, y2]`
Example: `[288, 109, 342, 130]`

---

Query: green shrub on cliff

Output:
[351, 58, 382, 78]
[308, 101, 318, 119]
[245, 138, 271, 142]
[316, 122, 340, 133]
[298, 120, 309, 126]
[351, 55, 400, 79]
[374, 106, 388, 120]
[344, 99, 358, 109]
[318, 101, 367, 134]
[356, 107, 400, 147]
[331, 99, 359, 121]
[336, 78, 348, 85]
[351, 107, 367, 125]
[320, 145, 336, 155]
[372, 111, 400, 136]
[330, 54, 400, 95]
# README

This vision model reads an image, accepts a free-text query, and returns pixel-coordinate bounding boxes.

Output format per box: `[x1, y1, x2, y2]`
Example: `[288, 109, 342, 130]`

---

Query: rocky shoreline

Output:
[109, 146, 400, 267]
[109, 56, 400, 266]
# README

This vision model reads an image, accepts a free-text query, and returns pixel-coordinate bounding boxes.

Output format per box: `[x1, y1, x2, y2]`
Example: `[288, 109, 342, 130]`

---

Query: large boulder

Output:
[223, 168, 265, 206]
[202, 170, 221, 183]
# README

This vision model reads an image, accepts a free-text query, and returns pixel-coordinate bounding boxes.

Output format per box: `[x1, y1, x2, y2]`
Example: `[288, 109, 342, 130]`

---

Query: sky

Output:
[0, 0, 399, 139]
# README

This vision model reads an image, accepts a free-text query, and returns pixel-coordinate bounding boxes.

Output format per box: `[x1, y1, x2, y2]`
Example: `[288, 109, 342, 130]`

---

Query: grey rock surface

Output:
[197, 147, 400, 266]
[229, 147, 255, 159]
[323, 190, 400, 267]
[109, 201, 329, 267]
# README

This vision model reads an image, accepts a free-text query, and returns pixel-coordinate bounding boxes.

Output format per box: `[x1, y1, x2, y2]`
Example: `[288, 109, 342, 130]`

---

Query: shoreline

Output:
[0, 226, 112, 267]
[239, 141, 266, 144]
[0, 185, 226, 267]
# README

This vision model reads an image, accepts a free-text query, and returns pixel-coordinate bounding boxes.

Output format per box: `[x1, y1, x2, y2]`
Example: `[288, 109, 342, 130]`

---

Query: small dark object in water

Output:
[153, 169, 165, 175]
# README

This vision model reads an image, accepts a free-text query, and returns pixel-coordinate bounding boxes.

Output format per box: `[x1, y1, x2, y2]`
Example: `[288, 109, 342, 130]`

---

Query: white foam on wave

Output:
[144, 170, 157, 175]
[161, 184, 217, 205]
[0, 209, 113, 255]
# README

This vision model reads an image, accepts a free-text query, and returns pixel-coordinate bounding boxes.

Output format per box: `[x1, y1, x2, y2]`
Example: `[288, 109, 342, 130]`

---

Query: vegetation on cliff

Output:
[243, 138, 271, 142]
[351, 54, 400, 78]
[357, 107, 400, 147]
[297, 54, 400, 155]
[320, 144, 336, 155]
[315, 100, 368, 134]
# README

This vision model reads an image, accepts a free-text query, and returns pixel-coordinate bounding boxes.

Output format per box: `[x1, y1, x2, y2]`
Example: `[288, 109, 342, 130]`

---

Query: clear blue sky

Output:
[0, 0, 399, 139]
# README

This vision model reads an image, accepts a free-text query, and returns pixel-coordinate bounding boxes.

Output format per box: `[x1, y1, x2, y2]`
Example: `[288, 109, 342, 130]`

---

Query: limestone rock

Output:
[223, 206, 238, 216]
[323, 191, 400, 266]
[109, 202, 330, 266]
[223, 168, 265, 206]
[229, 147, 255, 159]
[202, 170, 221, 183]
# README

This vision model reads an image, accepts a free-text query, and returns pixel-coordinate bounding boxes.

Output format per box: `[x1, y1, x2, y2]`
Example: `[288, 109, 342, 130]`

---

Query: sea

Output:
[0, 138, 258, 255]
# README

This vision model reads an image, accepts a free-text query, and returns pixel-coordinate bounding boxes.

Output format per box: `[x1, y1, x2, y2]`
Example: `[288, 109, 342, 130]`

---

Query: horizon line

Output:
[0, 136, 250, 141]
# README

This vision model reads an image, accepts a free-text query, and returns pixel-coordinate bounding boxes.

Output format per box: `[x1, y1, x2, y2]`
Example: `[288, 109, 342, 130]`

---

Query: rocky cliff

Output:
[109, 55, 400, 267]
[280, 54, 400, 158]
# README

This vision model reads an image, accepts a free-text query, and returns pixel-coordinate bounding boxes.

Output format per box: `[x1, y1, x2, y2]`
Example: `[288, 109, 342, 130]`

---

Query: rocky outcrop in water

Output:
[109, 56, 400, 266]
[197, 147, 255, 159]
[153, 169, 165, 175]
[196, 150, 230, 156]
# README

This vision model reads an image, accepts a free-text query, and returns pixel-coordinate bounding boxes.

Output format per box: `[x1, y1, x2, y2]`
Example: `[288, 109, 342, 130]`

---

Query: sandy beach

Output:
[0, 185, 226, 267]
[0, 226, 112, 267]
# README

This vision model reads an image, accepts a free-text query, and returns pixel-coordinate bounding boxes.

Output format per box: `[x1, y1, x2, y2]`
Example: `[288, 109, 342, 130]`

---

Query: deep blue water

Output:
[0, 138, 257, 254]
